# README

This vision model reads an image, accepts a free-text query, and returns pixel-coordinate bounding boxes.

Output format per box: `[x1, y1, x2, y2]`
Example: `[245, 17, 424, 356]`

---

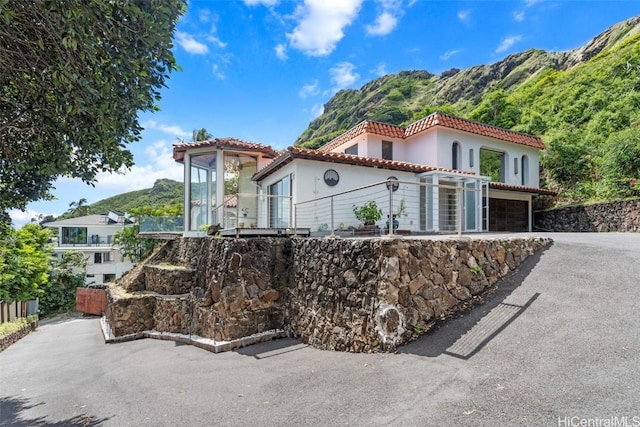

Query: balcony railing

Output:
[139, 216, 185, 234]
[294, 178, 488, 237]
[56, 234, 114, 248]
[135, 178, 489, 237]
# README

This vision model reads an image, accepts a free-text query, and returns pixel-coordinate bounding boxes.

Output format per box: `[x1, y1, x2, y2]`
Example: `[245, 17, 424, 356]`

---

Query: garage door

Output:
[488, 199, 528, 232]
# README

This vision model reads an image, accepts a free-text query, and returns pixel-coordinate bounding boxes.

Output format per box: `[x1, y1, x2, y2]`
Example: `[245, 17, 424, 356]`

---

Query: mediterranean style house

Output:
[172, 112, 555, 235]
[44, 212, 136, 284]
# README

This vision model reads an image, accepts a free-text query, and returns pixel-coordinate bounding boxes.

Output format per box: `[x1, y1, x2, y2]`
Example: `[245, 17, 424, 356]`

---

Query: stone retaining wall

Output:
[535, 199, 640, 232]
[107, 235, 550, 352]
[0, 319, 38, 352]
[287, 237, 551, 352]
[109, 237, 290, 341]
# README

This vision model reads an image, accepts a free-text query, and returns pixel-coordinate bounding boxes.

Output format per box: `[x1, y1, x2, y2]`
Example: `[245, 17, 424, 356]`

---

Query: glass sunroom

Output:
[172, 139, 279, 235]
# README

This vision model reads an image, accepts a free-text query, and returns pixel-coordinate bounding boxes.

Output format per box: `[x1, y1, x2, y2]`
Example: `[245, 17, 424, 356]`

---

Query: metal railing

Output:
[210, 192, 293, 230]
[139, 216, 185, 233]
[56, 234, 115, 247]
[138, 180, 489, 237]
[294, 178, 488, 237]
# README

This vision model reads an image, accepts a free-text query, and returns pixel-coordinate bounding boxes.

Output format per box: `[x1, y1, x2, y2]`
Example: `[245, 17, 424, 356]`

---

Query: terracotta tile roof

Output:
[318, 120, 405, 152]
[405, 113, 545, 149]
[253, 146, 474, 181]
[173, 137, 279, 162]
[318, 112, 545, 152]
[489, 182, 557, 196]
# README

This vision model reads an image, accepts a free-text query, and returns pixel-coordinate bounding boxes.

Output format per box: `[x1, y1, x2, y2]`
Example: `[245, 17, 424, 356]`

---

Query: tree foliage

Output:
[39, 250, 86, 316]
[192, 128, 213, 142]
[469, 89, 520, 129]
[600, 128, 640, 197]
[66, 198, 89, 218]
[113, 225, 158, 263]
[0, 224, 52, 301]
[0, 0, 186, 213]
[112, 204, 180, 262]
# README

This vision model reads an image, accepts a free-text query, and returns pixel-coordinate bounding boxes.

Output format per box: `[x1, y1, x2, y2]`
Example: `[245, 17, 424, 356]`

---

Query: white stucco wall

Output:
[327, 128, 542, 188]
[403, 132, 439, 166]
[429, 129, 541, 188]
[332, 136, 367, 156]
[48, 221, 136, 285]
[257, 159, 421, 231]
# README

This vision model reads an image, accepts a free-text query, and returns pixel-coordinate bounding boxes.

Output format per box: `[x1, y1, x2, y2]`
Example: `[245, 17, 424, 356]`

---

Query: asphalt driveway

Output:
[1, 233, 639, 426]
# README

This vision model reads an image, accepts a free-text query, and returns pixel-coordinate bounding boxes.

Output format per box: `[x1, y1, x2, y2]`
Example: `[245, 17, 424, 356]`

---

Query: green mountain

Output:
[60, 179, 183, 219]
[296, 16, 640, 203]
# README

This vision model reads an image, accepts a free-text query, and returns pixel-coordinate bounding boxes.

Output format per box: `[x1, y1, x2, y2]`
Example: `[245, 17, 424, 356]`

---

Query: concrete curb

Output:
[99, 316, 286, 353]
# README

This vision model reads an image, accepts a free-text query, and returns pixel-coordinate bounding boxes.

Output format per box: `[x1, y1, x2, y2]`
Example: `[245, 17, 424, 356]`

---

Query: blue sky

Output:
[11, 0, 640, 227]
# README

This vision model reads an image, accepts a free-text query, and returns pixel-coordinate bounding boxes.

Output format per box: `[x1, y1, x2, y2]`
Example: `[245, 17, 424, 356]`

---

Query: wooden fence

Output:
[0, 299, 39, 324]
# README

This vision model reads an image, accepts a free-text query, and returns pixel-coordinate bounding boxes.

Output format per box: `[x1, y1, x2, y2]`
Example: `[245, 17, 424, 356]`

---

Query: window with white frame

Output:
[452, 142, 461, 170]
[94, 252, 111, 264]
[268, 175, 291, 228]
[521, 155, 529, 186]
[344, 144, 358, 155]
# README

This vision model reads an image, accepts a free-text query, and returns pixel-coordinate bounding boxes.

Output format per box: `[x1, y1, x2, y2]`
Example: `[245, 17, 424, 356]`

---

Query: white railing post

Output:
[457, 185, 463, 238]
[388, 180, 394, 237]
[330, 196, 335, 237]
[293, 203, 297, 235]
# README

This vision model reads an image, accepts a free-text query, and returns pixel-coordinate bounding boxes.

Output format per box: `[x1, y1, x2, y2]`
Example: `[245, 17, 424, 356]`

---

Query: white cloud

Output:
[330, 62, 359, 91]
[92, 140, 183, 193]
[367, 0, 402, 36]
[525, 0, 543, 6]
[9, 139, 185, 227]
[440, 49, 461, 61]
[299, 80, 320, 98]
[457, 9, 471, 23]
[9, 209, 58, 229]
[513, 11, 525, 22]
[373, 62, 387, 77]
[212, 64, 225, 80]
[275, 43, 288, 60]
[310, 103, 324, 118]
[206, 35, 227, 49]
[366, 12, 398, 36]
[496, 35, 522, 53]
[286, 0, 362, 56]
[142, 120, 191, 138]
[175, 31, 209, 55]
[199, 8, 212, 23]
[244, 0, 280, 5]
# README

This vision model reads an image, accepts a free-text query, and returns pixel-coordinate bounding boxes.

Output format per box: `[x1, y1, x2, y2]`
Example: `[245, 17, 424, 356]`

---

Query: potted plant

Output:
[386, 199, 406, 231]
[353, 201, 382, 227]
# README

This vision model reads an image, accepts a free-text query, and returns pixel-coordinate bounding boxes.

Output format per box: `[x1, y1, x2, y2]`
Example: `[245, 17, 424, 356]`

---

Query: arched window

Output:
[521, 155, 529, 186]
[452, 142, 461, 170]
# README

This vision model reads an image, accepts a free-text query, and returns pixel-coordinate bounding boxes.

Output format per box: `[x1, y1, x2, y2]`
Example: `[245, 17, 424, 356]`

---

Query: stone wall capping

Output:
[100, 315, 285, 353]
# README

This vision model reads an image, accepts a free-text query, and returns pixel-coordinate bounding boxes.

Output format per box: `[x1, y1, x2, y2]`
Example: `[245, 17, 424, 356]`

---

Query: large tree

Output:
[0, 224, 52, 302]
[0, 0, 186, 214]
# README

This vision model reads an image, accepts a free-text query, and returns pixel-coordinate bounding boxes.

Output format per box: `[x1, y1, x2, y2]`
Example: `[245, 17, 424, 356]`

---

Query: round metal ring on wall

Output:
[324, 169, 339, 186]
[386, 176, 399, 192]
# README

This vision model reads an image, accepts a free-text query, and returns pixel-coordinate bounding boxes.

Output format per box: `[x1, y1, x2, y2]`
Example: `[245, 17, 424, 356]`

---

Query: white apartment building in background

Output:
[44, 211, 135, 285]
